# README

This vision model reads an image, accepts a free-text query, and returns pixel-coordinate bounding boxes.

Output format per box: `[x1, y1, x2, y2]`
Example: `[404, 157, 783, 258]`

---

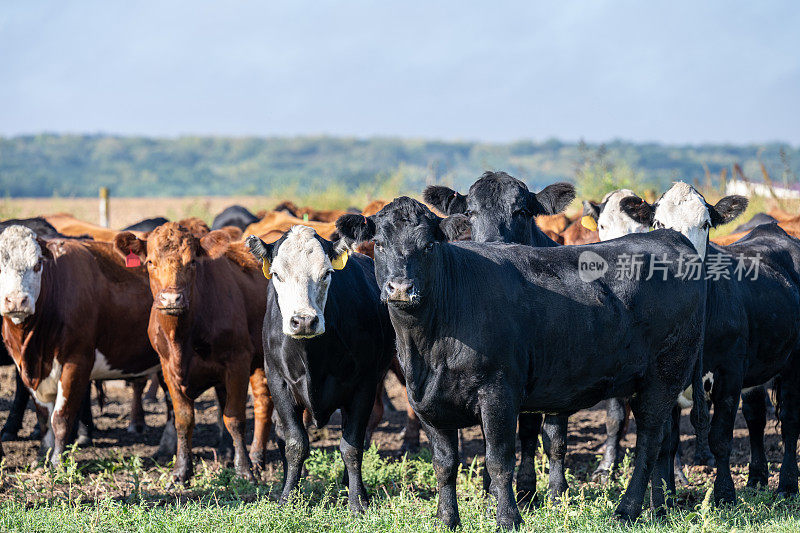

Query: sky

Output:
[2, 1, 799, 144]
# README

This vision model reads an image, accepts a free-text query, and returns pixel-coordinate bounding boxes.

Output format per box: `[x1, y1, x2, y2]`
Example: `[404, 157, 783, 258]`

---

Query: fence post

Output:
[99, 187, 109, 228]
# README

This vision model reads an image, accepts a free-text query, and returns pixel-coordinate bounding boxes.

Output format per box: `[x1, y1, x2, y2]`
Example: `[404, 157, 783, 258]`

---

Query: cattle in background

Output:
[425, 171, 577, 503]
[713, 211, 800, 245]
[0, 227, 172, 464]
[271, 201, 359, 223]
[337, 198, 708, 527]
[211, 205, 260, 232]
[123, 217, 169, 233]
[115, 224, 272, 484]
[245, 226, 394, 513]
[622, 182, 800, 504]
[731, 212, 777, 234]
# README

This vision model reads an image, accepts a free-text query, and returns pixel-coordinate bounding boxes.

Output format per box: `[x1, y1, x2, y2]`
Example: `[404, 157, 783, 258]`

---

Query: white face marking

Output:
[0, 226, 44, 322]
[653, 182, 712, 259]
[596, 189, 651, 241]
[270, 226, 333, 338]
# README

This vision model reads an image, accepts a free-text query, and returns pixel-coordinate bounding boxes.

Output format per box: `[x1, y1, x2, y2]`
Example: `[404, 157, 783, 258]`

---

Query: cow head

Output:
[620, 182, 748, 259]
[424, 171, 574, 244]
[581, 189, 651, 241]
[245, 226, 349, 338]
[337, 197, 462, 310]
[115, 223, 230, 316]
[0, 226, 48, 323]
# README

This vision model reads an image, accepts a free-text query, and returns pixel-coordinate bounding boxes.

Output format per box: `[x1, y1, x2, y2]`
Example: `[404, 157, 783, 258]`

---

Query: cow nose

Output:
[289, 314, 319, 335]
[386, 280, 414, 301]
[158, 292, 185, 308]
[4, 294, 30, 311]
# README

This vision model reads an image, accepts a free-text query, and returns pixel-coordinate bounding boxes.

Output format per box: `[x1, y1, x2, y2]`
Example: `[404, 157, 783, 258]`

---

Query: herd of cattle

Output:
[0, 172, 799, 529]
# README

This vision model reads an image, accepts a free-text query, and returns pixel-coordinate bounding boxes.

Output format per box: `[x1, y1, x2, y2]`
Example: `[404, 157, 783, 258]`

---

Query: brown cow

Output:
[272, 201, 354, 223]
[0, 227, 171, 464]
[115, 224, 272, 484]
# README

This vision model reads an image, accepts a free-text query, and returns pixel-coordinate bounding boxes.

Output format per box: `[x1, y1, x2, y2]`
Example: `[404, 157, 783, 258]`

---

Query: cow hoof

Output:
[675, 468, 689, 487]
[127, 423, 145, 435]
[591, 468, 612, 484]
[496, 512, 523, 531]
[348, 495, 370, 515]
[714, 491, 737, 506]
[777, 488, 798, 500]
[435, 512, 460, 530]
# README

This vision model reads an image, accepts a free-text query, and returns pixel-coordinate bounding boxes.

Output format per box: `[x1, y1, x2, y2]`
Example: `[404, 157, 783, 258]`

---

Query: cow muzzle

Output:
[287, 313, 323, 338]
[1, 293, 34, 323]
[385, 279, 418, 307]
[156, 291, 188, 315]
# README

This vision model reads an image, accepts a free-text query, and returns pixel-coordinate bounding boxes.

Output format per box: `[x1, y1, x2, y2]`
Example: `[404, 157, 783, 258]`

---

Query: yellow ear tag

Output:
[261, 258, 272, 279]
[331, 250, 349, 270]
[581, 215, 598, 231]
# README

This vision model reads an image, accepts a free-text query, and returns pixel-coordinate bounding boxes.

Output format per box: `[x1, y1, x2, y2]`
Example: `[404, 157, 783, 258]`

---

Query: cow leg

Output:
[213, 385, 234, 463]
[592, 397, 629, 483]
[741, 386, 769, 488]
[542, 413, 569, 502]
[35, 402, 54, 455]
[49, 360, 92, 466]
[425, 423, 460, 529]
[221, 362, 254, 481]
[516, 412, 541, 505]
[673, 438, 689, 487]
[707, 370, 741, 505]
[128, 378, 147, 434]
[651, 404, 679, 514]
[155, 373, 177, 459]
[365, 381, 384, 447]
[162, 371, 195, 485]
[614, 388, 672, 521]
[777, 364, 800, 498]
[248, 367, 273, 474]
[1, 369, 30, 441]
[481, 403, 523, 530]
[75, 386, 94, 447]
[340, 388, 375, 514]
[391, 359, 421, 453]
[269, 374, 309, 504]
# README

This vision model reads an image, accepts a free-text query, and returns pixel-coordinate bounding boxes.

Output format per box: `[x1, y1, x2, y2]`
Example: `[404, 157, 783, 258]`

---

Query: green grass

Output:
[0, 446, 798, 532]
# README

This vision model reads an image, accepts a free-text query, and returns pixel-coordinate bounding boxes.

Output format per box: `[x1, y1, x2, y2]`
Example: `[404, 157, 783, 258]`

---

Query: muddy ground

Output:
[0, 365, 788, 493]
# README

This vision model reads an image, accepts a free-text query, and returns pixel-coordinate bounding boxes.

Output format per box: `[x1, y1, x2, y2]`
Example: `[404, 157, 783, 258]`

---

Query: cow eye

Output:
[464, 210, 473, 218]
[273, 272, 283, 283]
[33, 260, 42, 273]
[424, 242, 435, 252]
[654, 221, 664, 229]
[373, 241, 384, 251]
[513, 208, 530, 217]
[702, 221, 711, 230]
[323, 270, 332, 281]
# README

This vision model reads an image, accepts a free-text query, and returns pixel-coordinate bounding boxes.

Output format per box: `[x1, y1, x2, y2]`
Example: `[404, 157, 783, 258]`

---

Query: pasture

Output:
[0, 193, 799, 532]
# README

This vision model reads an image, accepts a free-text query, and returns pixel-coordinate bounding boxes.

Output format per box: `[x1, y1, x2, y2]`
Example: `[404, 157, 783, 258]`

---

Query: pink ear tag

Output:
[126, 252, 142, 268]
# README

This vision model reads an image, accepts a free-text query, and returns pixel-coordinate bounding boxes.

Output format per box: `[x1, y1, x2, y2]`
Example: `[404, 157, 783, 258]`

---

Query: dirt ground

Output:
[0, 365, 788, 490]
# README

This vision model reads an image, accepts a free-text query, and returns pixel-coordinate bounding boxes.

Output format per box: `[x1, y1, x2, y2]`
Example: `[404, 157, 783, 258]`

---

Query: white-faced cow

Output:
[621, 182, 800, 504]
[245, 226, 395, 514]
[424, 171, 575, 504]
[337, 197, 709, 528]
[0, 226, 172, 464]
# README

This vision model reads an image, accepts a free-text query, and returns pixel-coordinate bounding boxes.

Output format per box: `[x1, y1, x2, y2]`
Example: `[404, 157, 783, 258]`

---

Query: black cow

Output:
[337, 197, 709, 528]
[621, 182, 800, 503]
[732, 212, 777, 234]
[123, 217, 169, 232]
[425, 171, 575, 502]
[245, 226, 394, 514]
[211, 205, 260, 231]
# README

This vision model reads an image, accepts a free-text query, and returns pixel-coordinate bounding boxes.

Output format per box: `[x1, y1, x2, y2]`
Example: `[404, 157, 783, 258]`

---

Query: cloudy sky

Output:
[2, 1, 798, 144]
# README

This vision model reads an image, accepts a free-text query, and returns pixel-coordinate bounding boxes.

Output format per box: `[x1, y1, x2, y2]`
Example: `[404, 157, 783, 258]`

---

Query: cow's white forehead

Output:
[273, 226, 329, 273]
[601, 188, 637, 204]
[597, 189, 649, 241]
[0, 226, 42, 269]
[654, 182, 710, 229]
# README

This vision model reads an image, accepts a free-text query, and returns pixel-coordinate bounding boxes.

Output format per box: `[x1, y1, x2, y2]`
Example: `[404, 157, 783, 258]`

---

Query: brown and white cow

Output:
[115, 223, 272, 484]
[0, 226, 171, 464]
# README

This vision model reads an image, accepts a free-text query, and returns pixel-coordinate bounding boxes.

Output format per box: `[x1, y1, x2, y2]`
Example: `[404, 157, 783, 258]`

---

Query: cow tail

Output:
[689, 353, 710, 457]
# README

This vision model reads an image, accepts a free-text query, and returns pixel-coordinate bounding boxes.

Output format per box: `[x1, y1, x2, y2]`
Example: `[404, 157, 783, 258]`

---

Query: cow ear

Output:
[581, 201, 601, 231]
[530, 182, 575, 215]
[114, 232, 147, 266]
[244, 235, 274, 278]
[330, 241, 349, 271]
[35, 237, 54, 260]
[423, 186, 468, 215]
[619, 196, 654, 226]
[708, 195, 748, 227]
[219, 226, 243, 241]
[335, 214, 376, 244]
[439, 214, 472, 241]
[198, 230, 231, 259]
